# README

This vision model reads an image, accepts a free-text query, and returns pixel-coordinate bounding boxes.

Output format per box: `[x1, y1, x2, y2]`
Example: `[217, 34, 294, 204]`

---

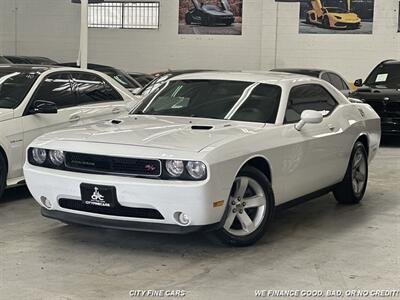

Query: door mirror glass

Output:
[295, 110, 323, 131]
[354, 79, 363, 87]
[29, 100, 58, 114]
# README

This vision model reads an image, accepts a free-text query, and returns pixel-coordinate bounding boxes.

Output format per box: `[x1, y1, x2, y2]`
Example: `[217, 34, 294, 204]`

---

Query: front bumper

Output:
[24, 164, 229, 231]
[41, 208, 220, 234]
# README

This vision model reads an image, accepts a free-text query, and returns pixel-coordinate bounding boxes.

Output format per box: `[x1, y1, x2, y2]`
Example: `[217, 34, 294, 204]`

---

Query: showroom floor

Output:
[0, 139, 399, 300]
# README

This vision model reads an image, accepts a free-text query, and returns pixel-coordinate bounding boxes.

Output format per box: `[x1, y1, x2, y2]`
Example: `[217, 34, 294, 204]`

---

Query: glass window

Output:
[285, 84, 338, 124]
[328, 73, 347, 91]
[321, 72, 330, 82]
[135, 80, 253, 120]
[71, 72, 123, 105]
[365, 64, 400, 88]
[32, 73, 75, 109]
[231, 84, 281, 124]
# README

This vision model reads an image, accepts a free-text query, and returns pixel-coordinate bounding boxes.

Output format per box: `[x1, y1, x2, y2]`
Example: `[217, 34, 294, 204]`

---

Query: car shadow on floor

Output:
[1, 185, 32, 203]
[43, 192, 377, 256]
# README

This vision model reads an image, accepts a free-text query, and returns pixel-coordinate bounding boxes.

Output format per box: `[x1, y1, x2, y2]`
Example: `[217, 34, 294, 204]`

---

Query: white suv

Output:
[0, 64, 137, 199]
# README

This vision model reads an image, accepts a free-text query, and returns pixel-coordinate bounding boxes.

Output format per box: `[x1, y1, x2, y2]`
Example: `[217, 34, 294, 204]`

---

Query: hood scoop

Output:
[110, 119, 123, 125]
[191, 125, 214, 131]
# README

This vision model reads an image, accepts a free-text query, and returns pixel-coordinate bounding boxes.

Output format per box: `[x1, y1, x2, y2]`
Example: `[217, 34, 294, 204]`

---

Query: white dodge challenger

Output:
[24, 72, 381, 246]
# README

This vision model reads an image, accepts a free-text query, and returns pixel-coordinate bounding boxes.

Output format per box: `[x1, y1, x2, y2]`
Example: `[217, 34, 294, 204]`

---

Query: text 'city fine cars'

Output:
[24, 71, 381, 246]
[0, 64, 138, 199]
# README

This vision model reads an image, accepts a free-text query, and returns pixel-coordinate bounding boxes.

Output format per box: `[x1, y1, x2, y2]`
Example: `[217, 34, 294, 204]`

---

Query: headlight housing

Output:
[165, 160, 184, 177]
[32, 148, 47, 165]
[49, 150, 65, 166]
[186, 161, 207, 180]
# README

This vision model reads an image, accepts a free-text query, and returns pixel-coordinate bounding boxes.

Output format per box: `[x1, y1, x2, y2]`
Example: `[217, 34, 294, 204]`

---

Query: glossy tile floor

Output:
[0, 138, 399, 300]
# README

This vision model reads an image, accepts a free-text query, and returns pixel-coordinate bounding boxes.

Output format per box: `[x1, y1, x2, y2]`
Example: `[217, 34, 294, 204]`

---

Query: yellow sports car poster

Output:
[299, 0, 374, 34]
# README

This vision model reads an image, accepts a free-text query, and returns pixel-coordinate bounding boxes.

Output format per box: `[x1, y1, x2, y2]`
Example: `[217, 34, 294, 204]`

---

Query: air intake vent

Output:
[191, 125, 213, 130]
[111, 120, 122, 125]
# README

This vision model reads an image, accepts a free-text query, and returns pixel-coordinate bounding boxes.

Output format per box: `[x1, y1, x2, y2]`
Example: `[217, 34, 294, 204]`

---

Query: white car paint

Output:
[24, 72, 381, 235]
[0, 65, 138, 189]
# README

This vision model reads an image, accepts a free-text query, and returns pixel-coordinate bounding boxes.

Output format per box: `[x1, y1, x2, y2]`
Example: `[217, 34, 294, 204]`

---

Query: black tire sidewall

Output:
[0, 154, 7, 199]
[213, 166, 275, 247]
[350, 142, 368, 200]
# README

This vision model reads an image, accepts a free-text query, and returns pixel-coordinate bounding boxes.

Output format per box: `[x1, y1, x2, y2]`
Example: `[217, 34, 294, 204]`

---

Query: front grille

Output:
[65, 152, 161, 177]
[59, 198, 164, 219]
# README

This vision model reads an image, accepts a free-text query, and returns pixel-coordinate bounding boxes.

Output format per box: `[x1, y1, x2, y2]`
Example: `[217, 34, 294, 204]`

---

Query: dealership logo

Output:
[91, 187, 104, 201]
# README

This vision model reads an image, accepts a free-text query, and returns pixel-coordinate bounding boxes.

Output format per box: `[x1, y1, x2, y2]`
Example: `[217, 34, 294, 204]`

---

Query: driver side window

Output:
[31, 73, 76, 109]
[284, 84, 338, 124]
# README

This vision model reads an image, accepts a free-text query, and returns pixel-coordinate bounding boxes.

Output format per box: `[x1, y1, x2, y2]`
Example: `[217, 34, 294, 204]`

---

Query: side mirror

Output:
[295, 110, 323, 131]
[29, 100, 58, 114]
[354, 79, 363, 87]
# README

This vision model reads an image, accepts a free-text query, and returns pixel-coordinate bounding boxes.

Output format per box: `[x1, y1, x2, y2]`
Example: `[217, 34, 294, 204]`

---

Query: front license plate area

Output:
[80, 183, 117, 208]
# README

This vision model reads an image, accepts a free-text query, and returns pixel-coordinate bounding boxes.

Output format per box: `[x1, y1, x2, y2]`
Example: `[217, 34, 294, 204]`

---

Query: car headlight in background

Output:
[32, 148, 47, 165]
[49, 150, 65, 166]
[186, 161, 206, 180]
[165, 160, 184, 177]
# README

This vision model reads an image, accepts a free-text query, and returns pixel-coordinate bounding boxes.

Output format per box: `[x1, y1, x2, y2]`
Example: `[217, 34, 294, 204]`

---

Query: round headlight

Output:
[32, 148, 47, 165]
[165, 160, 184, 177]
[186, 161, 207, 180]
[49, 150, 65, 166]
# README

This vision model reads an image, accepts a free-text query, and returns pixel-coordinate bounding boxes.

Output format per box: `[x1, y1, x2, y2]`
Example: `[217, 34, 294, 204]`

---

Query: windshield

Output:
[0, 70, 40, 109]
[133, 80, 282, 123]
[325, 7, 347, 13]
[102, 69, 140, 89]
[365, 64, 400, 88]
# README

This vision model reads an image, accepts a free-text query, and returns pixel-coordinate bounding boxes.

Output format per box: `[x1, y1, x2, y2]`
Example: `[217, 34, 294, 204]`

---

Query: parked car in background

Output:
[24, 71, 380, 246]
[58, 63, 142, 94]
[135, 69, 211, 98]
[128, 72, 154, 87]
[5, 55, 58, 65]
[0, 56, 11, 64]
[271, 68, 353, 96]
[185, 0, 235, 26]
[0, 64, 138, 199]
[351, 59, 400, 136]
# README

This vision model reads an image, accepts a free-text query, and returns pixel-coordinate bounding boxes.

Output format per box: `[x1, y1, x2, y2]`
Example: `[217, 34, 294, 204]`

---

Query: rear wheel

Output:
[333, 142, 368, 204]
[323, 16, 331, 29]
[211, 166, 274, 247]
[0, 153, 7, 200]
[185, 13, 192, 25]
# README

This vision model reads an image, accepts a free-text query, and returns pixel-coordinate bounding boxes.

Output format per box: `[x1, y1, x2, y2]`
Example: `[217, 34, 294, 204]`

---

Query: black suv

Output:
[351, 60, 400, 136]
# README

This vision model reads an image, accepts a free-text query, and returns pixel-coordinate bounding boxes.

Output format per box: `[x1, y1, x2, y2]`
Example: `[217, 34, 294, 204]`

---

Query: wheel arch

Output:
[0, 144, 8, 176]
[355, 134, 369, 158]
[237, 155, 272, 184]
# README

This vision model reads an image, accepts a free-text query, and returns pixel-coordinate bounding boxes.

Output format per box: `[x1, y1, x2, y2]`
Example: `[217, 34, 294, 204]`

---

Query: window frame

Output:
[283, 83, 339, 125]
[69, 71, 124, 105]
[24, 71, 77, 115]
[88, 1, 160, 30]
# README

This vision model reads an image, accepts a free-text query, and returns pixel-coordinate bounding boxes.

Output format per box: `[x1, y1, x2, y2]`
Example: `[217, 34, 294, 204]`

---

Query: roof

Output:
[57, 62, 117, 70]
[271, 68, 325, 78]
[0, 64, 57, 72]
[170, 71, 317, 84]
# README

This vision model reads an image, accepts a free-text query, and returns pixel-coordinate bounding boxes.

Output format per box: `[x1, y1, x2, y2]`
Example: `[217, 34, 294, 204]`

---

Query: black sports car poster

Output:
[178, 0, 243, 35]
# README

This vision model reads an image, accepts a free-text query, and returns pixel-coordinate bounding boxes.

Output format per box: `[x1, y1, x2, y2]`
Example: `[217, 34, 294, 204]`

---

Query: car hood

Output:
[0, 108, 13, 122]
[39, 115, 264, 152]
[332, 12, 360, 20]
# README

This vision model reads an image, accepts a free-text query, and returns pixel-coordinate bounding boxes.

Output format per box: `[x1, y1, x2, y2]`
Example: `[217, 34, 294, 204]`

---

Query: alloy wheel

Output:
[224, 176, 267, 237]
[352, 148, 367, 196]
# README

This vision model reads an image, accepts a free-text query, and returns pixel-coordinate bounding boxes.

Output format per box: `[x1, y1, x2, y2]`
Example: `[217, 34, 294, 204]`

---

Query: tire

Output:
[333, 141, 368, 204]
[0, 153, 7, 200]
[306, 14, 311, 24]
[323, 16, 330, 29]
[185, 13, 192, 25]
[225, 20, 233, 26]
[211, 166, 275, 247]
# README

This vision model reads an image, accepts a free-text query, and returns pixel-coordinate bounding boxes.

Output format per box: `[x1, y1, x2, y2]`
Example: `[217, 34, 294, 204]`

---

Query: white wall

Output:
[1, 0, 399, 81]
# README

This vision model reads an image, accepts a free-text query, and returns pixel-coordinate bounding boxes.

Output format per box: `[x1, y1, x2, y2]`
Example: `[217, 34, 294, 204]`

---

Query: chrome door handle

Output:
[112, 108, 121, 114]
[69, 115, 81, 122]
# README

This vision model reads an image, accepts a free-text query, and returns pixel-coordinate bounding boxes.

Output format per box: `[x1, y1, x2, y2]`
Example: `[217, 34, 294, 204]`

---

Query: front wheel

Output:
[0, 153, 7, 200]
[185, 13, 192, 25]
[333, 142, 368, 204]
[211, 166, 274, 247]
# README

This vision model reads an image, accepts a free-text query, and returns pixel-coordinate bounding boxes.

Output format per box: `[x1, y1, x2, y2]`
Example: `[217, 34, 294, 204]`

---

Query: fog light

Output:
[175, 212, 191, 226]
[40, 196, 52, 209]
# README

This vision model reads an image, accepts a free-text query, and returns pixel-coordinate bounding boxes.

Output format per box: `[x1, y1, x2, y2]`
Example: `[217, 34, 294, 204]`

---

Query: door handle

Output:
[112, 108, 121, 114]
[69, 115, 81, 122]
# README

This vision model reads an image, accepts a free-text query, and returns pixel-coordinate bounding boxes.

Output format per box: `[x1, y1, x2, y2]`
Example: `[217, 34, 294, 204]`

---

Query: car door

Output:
[71, 72, 127, 125]
[22, 72, 82, 156]
[279, 84, 344, 202]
